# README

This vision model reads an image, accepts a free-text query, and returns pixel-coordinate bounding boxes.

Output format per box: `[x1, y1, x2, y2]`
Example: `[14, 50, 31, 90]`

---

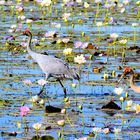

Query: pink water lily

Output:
[20, 106, 30, 116]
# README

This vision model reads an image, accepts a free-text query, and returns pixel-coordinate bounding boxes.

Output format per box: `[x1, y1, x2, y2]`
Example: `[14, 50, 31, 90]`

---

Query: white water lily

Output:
[126, 100, 133, 107]
[74, 54, 86, 64]
[132, 23, 139, 27]
[32, 95, 39, 103]
[63, 48, 72, 55]
[39, 99, 45, 105]
[37, 79, 47, 86]
[113, 128, 121, 134]
[32, 123, 42, 130]
[57, 120, 65, 126]
[119, 39, 127, 44]
[114, 87, 123, 95]
[96, 22, 103, 27]
[92, 127, 102, 133]
[110, 33, 119, 39]
[84, 2, 89, 8]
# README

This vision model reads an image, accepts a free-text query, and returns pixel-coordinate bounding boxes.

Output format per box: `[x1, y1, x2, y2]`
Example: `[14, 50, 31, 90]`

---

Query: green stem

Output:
[66, 114, 74, 127]
[126, 113, 137, 128]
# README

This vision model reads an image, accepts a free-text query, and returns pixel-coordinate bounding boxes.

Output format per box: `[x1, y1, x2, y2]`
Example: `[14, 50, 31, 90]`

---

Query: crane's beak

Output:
[117, 73, 125, 85]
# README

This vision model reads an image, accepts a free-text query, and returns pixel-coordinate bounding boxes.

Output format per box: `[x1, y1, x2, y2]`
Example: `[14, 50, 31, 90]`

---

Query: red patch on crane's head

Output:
[123, 67, 134, 75]
[23, 29, 31, 36]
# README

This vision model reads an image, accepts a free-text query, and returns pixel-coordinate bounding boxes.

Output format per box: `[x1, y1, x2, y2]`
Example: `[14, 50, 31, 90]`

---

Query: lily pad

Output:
[45, 105, 61, 113]
[31, 135, 56, 140]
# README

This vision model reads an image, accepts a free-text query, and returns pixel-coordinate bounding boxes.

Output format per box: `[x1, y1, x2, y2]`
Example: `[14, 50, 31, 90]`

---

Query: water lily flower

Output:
[123, 0, 129, 5]
[44, 31, 57, 38]
[84, 2, 89, 8]
[51, 22, 61, 28]
[65, 1, 77, 7]
[72, 83, 77, 88]
[0, 0, 5, 5]
[39, 99, 45, 105]
[76, 0, 82, 3]
[113, 128, 121, 134]
[77, 137, 88, 140]
[119, 39, 127, 44]
[107, 38, 114, 43]
[26, 19, 33, 24]
[92, 127, 102, 133]
[31, 95, 39, 103]
[133, 104, 140, 114]
[74, 54, 86, 64]
[62, 13, 71, 21]
[95, 0, 102, 4]
[114, 87, 123, 95]
[18, 15, 26, 20]
[126, 100, 133, 107]
[63, 48, 72, 55]
[61, 109, 66, 114]
[20, 105, 30, 116]
[136, 1, 140, 5]
[62, 38, 70, 44]
[74, 41, 83, 48]
[40, 0, 52, 7]
[119, 96, 124, 102]
[57, 120, 65, 126]
[37, 79, 47, 86]
[32, 123, 42, 130]
[132, 23, 139, 27]
[102, 128, 110, 134]
[96, 22, 103, 27]
[110, 33, 119, 39]
[120, 7, 125, 13]
[23, 79, 32, 86]
[81, 42, 89, 49]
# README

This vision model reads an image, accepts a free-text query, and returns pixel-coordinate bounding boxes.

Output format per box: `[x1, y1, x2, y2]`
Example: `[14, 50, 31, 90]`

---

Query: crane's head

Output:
[23, 29, 31, 36]
[117, 67, 134, 85]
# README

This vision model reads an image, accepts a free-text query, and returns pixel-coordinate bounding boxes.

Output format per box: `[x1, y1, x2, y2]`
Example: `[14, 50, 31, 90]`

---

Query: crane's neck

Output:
[27, 32, 37, 59]
[130, 75, 134, 86]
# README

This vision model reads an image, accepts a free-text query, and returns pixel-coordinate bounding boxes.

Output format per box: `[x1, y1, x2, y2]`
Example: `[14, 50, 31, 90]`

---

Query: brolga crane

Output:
[118, 67, 140, 93]
[23, 29, 80, 97]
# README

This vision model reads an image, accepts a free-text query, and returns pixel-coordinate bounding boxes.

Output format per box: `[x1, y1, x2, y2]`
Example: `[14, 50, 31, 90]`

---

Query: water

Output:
[0, 0, 140, 140]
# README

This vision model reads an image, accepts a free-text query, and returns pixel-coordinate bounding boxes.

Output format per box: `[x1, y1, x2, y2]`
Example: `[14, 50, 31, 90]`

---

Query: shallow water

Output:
[0, 0, 140, 140]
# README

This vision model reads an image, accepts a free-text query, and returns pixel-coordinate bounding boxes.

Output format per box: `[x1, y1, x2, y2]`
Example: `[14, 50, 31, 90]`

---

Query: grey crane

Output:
[118, 67, 140, 93]
[23, 29, 80, 97]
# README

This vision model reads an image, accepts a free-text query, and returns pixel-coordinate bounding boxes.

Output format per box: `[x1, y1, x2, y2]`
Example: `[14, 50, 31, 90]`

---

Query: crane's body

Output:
[23, 29, 79, 96]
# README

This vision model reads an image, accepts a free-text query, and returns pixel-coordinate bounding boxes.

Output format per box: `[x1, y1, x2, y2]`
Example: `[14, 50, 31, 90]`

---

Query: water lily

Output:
[57, 120, 65, 126]
[44, 31, 57, 38]
[119, 96, 124, 102]
[74, 54, 86, 64]
[113, 128, 121, 134]
[74, 41, 83, 48]
[39, 99, 45, 105]
[40, 0, 52, 7]
[37, 79, 47, 86]
[62, 13, 71, 21]
[26, 19, 33, 24]
[102, 128, 110, 134]
[72, 83, 77, 88]
[114, 87, 123, 95]
[23, 79, 32, 86]
[133, 104, 140, 114]
[61, 109, 66, 114]
[132, 23, 139, 27]
[119, 39, 127, 44]
[110, 33, 119, 39]
[32, 123, 42, 130]
[31, 95, 39, 103]
[20, 105, 30, 116]
[84, 2, 89, 8]
[62, 38, 70, 44]
[63, 48, 72, 55]
[96, 22, 103, 27]
[126, 100, 133, 107]
[92, 127, 102, 133]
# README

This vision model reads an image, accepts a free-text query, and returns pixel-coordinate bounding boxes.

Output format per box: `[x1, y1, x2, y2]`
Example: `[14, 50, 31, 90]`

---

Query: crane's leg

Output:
[58, 79, 67, 97]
